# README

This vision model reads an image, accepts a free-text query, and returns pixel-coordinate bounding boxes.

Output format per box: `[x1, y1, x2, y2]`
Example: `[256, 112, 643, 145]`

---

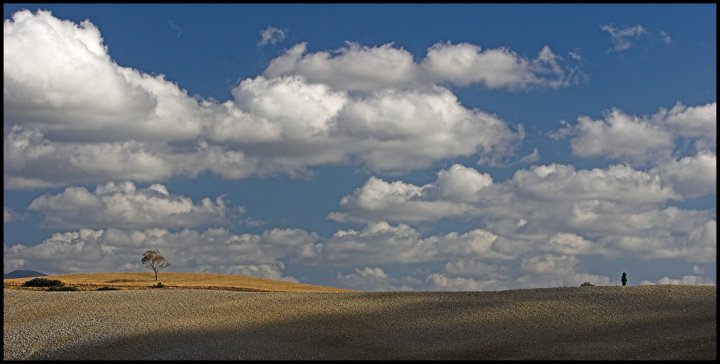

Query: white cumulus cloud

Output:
[554, 102, 716, 164]
[3, 10, 524, 188]
[329, 164, 492, 223]
[642, 275, 715, 286]
[330, 160, 716, 265]
[28, 182, 231, 230]
[266, 41, 584, 92]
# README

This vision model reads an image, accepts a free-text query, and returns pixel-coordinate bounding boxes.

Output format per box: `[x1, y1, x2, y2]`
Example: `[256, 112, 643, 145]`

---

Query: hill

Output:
[3, 270, 47, 279]
[3, 285, 715, 360]
[3, 271, 350, 292]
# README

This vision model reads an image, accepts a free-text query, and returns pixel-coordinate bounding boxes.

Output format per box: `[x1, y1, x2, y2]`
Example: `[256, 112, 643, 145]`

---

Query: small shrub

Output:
[96, 286, 120, 291]
[47, 286, 79, 291]
[23, 278, 64, 287]
[152, 282, 165, 288]
[580, 282, 595, 287]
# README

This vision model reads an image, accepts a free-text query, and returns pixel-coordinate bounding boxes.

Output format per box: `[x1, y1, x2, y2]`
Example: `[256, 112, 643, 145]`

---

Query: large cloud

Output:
[3, 10, 202, 142]
[4, 10, 523, 189]
[28, 181, 232, 230]
[330, 162, 716, 264]
[5, 218, 711, 290]
[331, 162, 683, 224]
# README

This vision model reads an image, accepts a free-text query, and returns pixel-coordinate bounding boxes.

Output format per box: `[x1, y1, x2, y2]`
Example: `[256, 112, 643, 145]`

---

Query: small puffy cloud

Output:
[426, 273, 507, 291]
[329, 164, 492, 223]
[324, 222, 436, 264]
[168, 20, 182, 37]
[336, 267, 419, 291]
[600, 24, 647, 52]
[213, 262, 298, 283]
[660, 30, 672, 44]
[266, 41, 583, 92]
[4, 207, 18, 223]
[596, 218, 716, 264]
[554, 102, 716, 164]
[328, 176, 475, 223]
[544, 233, 595, 255]
[28, 182, 231, 230]
[518, 254, 610, 288]
[258, 26, 287, 46]
[512, 163, 678, 204]
[422, 42, 578, 89]
[265, 42, 419, 92]
[422, 42, 581, 89]
[651, 151, 716, 198]
[422, 42, 535, 88]
[232, 75, 347, 138]
[568, 48, 583, 61]
[444, 260, 494, 276]
[641, 275, 715, 286]
[430, 164, 493, 202]
[560, 109, 674, 163]
[662, 102, 716, 150]
[323, 221, 512, 265]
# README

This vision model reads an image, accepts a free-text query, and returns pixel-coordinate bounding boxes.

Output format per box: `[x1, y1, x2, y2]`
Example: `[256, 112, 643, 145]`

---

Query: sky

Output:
[3, 4, 716, 291]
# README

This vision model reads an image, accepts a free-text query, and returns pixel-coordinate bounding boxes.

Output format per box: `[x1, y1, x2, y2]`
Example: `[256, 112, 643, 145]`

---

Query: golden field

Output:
[2, 271, 352, 292]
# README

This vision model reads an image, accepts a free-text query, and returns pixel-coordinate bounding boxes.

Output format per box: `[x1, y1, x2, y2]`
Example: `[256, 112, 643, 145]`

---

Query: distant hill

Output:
[4, 270, 47, 279]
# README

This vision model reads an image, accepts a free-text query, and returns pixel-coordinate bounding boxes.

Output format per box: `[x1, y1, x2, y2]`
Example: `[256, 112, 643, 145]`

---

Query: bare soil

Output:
[3, 285, 715, 360]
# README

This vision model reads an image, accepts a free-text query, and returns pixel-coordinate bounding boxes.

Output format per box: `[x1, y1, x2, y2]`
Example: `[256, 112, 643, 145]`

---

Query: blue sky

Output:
[3, 4, 716, 290]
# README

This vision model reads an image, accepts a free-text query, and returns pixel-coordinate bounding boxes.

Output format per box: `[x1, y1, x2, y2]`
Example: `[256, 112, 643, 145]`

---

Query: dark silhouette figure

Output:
[621, 272, 627, 286]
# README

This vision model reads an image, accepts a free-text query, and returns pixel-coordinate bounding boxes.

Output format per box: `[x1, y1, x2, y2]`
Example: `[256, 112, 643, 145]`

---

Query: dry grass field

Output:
[3, 279, 715, 360]
[3, 271, 352, 292]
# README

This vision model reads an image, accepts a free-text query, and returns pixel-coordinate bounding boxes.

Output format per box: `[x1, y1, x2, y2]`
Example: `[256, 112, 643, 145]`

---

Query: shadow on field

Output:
[29, 288, 717, 360]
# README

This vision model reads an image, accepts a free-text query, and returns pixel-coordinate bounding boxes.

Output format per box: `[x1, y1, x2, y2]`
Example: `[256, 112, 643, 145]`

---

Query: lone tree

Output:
[141, 250, 170, 282]
[621, 272, 628, 287]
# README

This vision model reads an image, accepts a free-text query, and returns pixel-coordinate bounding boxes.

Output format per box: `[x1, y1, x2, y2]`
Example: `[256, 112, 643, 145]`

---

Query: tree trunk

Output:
[154, 270, 158, 281]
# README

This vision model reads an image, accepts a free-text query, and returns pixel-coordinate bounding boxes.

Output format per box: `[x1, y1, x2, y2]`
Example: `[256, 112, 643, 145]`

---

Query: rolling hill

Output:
[3, 271, 351, 292]
[3, 284, 715, 360]
[3, 270, 47, 279]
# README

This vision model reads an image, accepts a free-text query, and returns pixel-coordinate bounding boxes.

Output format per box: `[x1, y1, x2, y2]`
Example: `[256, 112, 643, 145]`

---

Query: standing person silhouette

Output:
[621, 272, 627, 286]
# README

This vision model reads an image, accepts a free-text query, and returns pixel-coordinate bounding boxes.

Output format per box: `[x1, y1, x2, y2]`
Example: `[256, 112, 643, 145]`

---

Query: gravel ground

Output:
[3, 285, 716, 360]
